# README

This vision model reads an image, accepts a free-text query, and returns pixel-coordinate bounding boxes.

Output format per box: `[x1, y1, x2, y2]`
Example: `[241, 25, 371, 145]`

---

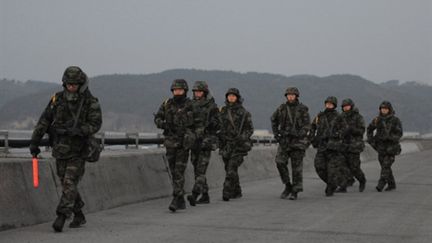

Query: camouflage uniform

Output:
[271, 87, 310, 200]
[30, 66, 102, 231]
[187, 81, 220, 205]
[367, 101, 403, 191]
[310, 96, 348, 196]
[340, 99, 366, 192]
[219, 88, 254, 201]
[154, 79, 194, 212]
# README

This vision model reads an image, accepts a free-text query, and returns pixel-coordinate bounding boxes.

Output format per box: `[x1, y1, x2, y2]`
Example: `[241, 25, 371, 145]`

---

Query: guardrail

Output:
[0, 131, 277, 153]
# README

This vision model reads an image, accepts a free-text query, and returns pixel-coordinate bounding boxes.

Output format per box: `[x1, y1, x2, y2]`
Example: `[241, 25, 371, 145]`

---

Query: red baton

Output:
[32, 157, 39, 188]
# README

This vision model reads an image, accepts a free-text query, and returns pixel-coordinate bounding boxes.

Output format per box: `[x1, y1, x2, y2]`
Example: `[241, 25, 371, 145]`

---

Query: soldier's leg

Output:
[343, 154, 355, 186]
[314, 151, 328, 184]
[56, 158, 86, 217]
[290, 150, 305, 193]
[193, 150, 211, 194]
[222, 156, 232, 200]
[190, 148, 200, 194]
[384, 155, 396, 191]
[232, 155, 244, 198]
[376, 153, 387, 191]
[275, 145, 291, 185]
[172, 148, 189, 198]
[348, 153, 366, 184]
[328, 152, 346, 193]
[166, 148, 177, 192]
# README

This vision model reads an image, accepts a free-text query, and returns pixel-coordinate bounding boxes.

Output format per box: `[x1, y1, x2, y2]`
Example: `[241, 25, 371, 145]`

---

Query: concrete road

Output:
[1, 150, 432, 243]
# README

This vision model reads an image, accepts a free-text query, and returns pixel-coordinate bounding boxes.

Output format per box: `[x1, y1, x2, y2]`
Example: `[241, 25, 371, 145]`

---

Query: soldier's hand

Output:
[29, 144, 41, 157]
[274, 133, 283, 142]
[67, 127, 83, 137]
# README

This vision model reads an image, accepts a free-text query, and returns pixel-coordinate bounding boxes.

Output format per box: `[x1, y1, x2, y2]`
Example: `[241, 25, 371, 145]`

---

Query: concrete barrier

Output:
[0, 140, 427, 230]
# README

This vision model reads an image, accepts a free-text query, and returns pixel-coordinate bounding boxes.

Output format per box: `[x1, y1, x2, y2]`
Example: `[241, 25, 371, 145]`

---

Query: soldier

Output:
[340, 98, 367, 192]
[271, 87, 310, 200]
[367, 101, 403, 192]
[187, 81, 220, 206]
[310, 96, 348, 196]
[219, 88, 254, 201]
[29, 66, 102, 232]
[154, 79, 194, 212]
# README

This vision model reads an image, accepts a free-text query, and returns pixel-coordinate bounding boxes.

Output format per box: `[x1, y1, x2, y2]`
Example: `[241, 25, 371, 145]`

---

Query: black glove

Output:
[29, 144, 41, 157]
[156, 121, 166, 130]
[67, 127, 83, 137]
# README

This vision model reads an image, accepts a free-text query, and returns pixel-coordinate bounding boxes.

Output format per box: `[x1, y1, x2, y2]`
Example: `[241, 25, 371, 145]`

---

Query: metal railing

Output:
[0, 131, 277, 153]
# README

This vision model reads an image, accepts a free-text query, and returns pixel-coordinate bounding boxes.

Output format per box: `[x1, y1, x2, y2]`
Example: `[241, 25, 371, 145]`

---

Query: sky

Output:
[1, 0, 431, 84]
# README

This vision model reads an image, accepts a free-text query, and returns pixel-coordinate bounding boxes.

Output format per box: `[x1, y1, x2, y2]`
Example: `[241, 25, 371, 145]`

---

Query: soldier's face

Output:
[194, 91, 204, 98]
[325, 102, 335, 109]
[173, 89, 185, 96]
[380, 107, 390, 115]
[286, 94, 296, 102]
[227, 94, 238, 103]
[66, 84, 79, 93]
[343, 105, 352, 112]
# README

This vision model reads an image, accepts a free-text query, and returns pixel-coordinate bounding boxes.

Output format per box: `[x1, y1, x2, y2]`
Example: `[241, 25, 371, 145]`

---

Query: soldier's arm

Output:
[154, 102, 166, 129]
[208, 105, 221, 135]
[366, 118, 377, 140]
[351, 115, 366, 136]
[80, 98, 102, 136]
[270, 108, 280, 135]
[299, 107, 311, 137]
[391, 117, 403, 141]
[243, 111, 254, 139]
[30, 98, 55, 146]
[309, 115, 318, 139]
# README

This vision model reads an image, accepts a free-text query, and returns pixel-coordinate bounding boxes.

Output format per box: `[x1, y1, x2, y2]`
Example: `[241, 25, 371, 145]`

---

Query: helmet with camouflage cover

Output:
[341, 98, 355, 108]
[225, 88, 241, 99]
[379, 100, 394, 113]
[324, 96, 338, 107]
[285, 87, 300, 97]
[62, 66, 87, 86]
[192, 81, 209, 93]
[170, 79, 189, 92]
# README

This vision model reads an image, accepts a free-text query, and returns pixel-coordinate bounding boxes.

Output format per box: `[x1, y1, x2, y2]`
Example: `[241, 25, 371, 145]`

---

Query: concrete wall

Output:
[0, 140, 427, 231]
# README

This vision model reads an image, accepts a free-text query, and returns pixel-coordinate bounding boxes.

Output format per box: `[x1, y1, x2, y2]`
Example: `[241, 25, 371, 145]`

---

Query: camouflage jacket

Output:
[367, 114, 403, 155]
[219, 102, 254, 154]
[191, 96, 220, 150]
[310, 109, 346, 152]
[154, 96, 194, 149]
[271, 101, 310, 151]
[31, 90, 102, 159]
[340, 108, 365, 153]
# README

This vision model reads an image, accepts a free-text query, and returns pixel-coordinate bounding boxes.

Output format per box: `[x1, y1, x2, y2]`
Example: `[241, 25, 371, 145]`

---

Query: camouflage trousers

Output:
[377, 153, 396, 188]
[275, 146, 305, 192]
[222, 154, 244, 198]
[190, 148, 211, 194]
[166, 148, 189, 197]
[343, 152, 366, 184]
[314, 150, 347, 189]
[56, 158, 86, 217]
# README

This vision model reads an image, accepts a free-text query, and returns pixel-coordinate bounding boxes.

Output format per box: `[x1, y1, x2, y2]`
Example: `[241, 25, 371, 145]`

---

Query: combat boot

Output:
[288, 191, 298, 200]
[359, 181, 366, 192]
[69, 211, 86, 228]
[280, 183, 292, 199]
[325, 185, 335, 197]
[222, 193, 230, 201]
[177, 196, 186, 210]
[384, 183, 396, 191]
[196, 193, 210, 204]
[335, 187, 347, 193]
[168, 197, 178, 212]
[52, 214, 67, 232]
[187, 192, 199, 206]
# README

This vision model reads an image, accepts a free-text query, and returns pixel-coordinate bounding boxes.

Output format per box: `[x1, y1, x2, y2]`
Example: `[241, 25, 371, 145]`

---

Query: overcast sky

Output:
[1, 0, 431, 84]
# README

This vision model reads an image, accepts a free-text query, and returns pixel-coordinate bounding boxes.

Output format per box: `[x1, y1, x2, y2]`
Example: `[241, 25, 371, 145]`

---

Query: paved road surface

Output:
[1, 150, 432, 243]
